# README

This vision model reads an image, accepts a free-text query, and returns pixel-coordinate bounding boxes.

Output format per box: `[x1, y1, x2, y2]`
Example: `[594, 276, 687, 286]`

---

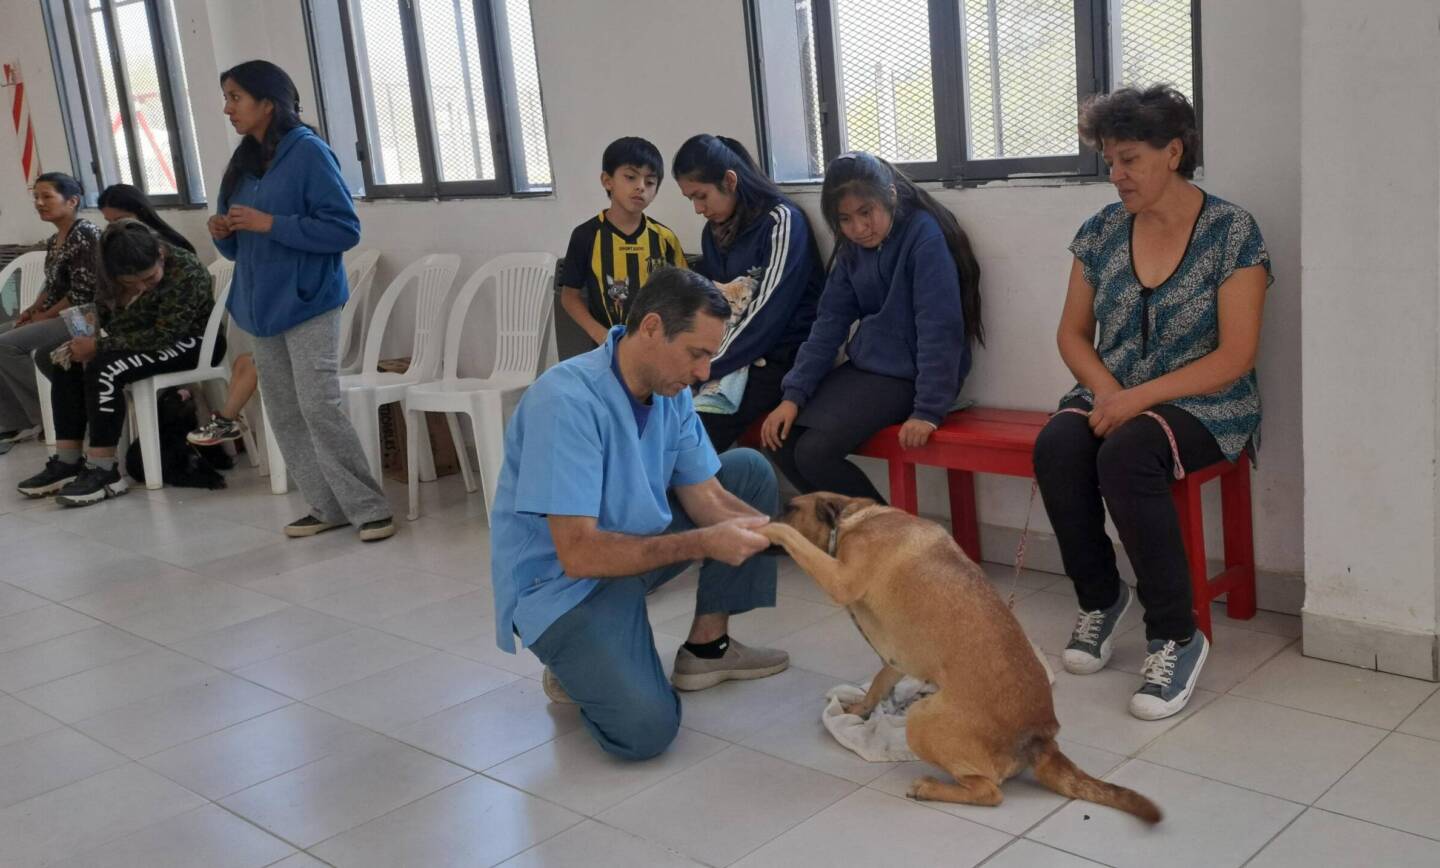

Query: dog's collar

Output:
[827, 524, 839, 557]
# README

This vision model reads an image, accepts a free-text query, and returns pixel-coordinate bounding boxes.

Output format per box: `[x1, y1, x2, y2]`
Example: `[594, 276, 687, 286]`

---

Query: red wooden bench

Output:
[742, 407, 1256, 639]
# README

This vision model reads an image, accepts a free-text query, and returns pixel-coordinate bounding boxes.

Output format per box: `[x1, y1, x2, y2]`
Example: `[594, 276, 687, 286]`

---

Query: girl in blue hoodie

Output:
[761, 153, 983, 500]
[209, 61, 393, 542]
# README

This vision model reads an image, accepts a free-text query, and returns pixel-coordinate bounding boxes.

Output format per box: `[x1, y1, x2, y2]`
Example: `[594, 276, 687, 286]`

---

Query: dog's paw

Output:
[841, 701, 875, 718]
[907, 776, 942, 800]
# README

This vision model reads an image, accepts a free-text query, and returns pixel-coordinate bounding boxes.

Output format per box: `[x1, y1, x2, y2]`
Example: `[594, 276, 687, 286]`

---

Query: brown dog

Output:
[763, 493, 1161, 823]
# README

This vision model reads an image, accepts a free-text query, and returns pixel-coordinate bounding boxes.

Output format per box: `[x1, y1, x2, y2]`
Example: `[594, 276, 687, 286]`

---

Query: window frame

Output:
[44, 0, 201, 205]
[334, 0, 523, 199]
[748, 0, 1201, 185]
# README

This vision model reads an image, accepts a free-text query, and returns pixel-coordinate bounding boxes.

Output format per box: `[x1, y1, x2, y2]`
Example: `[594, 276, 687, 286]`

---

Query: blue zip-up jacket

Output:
[782, 208, 968, 426]
[214, 126, 361, 337]
[696, 199, 823, 379]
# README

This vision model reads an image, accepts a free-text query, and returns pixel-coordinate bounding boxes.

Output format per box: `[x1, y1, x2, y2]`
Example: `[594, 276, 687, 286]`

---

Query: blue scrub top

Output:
[490, 326, 721, 652]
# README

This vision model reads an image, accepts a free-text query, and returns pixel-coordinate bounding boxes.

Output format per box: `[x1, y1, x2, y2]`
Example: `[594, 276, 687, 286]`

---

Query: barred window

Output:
[316, 0, 553, 198]
[42, 0, 205, 204]
[748, 0, 1198, 183]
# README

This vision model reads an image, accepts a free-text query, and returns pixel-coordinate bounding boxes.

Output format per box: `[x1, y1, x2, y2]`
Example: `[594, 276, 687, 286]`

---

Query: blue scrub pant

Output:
[527, 448, 779, 760]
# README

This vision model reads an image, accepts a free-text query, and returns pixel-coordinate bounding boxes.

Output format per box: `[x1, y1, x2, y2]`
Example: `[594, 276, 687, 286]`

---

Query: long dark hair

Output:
[820, 153, 984, 345]
[218, 60, 309, 206]
[95, 219, 167, 311]
[672, 134, 783, 238]
[98, 184, 194, 253]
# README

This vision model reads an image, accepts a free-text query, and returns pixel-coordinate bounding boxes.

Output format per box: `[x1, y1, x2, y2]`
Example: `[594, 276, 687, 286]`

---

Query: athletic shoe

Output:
[1062, 582, 1133, 675]
[17, 456, 83, 497]
[54, 463, 129, 507]
[285, 515, 345, 538]
[1129, 631, 1210, 720]
[672, 638, 789, 691]
[187, 413, 244, 447]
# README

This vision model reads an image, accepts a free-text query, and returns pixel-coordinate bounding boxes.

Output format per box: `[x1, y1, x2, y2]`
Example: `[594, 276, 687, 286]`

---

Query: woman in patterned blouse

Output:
[0, 173, 101, 446]
[1032, 86, 1272, 722]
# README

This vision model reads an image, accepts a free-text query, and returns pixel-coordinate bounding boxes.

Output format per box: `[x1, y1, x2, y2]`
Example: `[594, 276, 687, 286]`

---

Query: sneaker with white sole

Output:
[1062, 582, 1132, 675]
[187, 413, 244, 447]
[358, 518, 395, 542]
[54, 463, 129, 507]
[285, 515, 345, 538]
[672, 638, 789, 691]
[17, 456, 84, 497]
[1129, 630, 1210, 720]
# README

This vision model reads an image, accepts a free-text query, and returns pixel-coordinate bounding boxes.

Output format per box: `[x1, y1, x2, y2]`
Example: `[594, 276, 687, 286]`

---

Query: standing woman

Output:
[98, 184, 196, 252]
[672, 134, 823, 452]
[0, 173, 101, 446]
[210, 60, 393, 541]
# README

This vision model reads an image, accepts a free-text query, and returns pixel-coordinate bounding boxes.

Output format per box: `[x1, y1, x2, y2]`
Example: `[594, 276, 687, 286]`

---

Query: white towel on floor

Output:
[822, 642, 1057, 763]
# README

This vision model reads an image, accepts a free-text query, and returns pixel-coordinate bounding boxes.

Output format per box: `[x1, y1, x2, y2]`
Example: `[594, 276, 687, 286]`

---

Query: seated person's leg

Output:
[190, 352, 254, 446]
[698, 354, 789, 452]
[528, 579, 681, 761]
[16, 353, 86, 496]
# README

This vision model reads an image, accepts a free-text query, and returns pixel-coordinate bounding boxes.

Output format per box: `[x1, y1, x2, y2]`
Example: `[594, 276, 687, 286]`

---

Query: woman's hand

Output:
[207, 214, 234, 240]
[761, 400, 799, 451]
[226, 206, 274, 234]
[898, 418, 937, 449]
[1089, 387, 1151, 438]
[68, 336, 97, 364]
[14, 308, 34, 327]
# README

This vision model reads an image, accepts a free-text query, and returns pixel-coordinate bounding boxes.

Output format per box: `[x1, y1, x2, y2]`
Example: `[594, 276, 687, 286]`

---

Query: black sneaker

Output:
[285, 515, 346, 538]
[358, 517, 395, 542]
[17, 456, 83, 498]
[55, 463, 129, 507]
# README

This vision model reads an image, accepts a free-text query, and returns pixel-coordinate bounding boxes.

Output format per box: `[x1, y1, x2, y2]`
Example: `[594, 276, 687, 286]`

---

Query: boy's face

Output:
[602, 164, 660, 215]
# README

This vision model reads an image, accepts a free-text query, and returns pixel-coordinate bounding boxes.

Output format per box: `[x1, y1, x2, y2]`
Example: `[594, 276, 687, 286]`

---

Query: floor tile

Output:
[1139, 694, 1386, 803]
[233, 627, 432, 699]
[65, 571, 219, 623]
[1316, 732, 1440, 840]
[445, 622, 547, 678]
[0, 552, 198, 604]
[1028, 760, 1303, 868]
[0, 625, 154, 693]
[265, 855, 330, 868]
[0, 603, 101, 654]
[1108, 623, 1295, 693]
[0, 581, 48, 618]
[732, 787, 1011, 868]
[393, 678, 583, 771]
[16, 648, 219, 723]
[496, 819, 706, 868]
[0, 727, 128, 809]
[238, 550, 410, 604]
[372, 589, 496, 647]
[1248, 807, 1440, 867]
[597, 746, 857, 867]
[307, 651, 516, 732]
[1396, 688, 1440, 742]
[1047, 666, 1217, 756]
[486, 726, 728, 816]
[168, 606, 356, 671]
[48, 803, 296, 868]
[311, 775, 581, 868]
[219, 737, 471, 848]
[775, 611, 888, 684]
[72, 673, 291, 759]
[1231, 644, 1438, 729]
[192, 529, 356, 585]
[980, 839, 1109, 867]
[141, 703, 387, 800]
[0, 693, 62, 748]
[739, 698, 896, 785]
[108, 585, 290, 646]
[302, 570, 474, 625]
[774, 559, 840, 607]
[677, 665, 838, 743]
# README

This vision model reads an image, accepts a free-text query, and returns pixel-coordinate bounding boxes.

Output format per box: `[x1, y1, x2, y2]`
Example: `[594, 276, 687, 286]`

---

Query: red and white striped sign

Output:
[3, 62, 39, 187]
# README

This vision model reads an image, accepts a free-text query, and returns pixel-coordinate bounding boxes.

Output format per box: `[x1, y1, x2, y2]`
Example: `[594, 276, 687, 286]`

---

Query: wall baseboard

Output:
[1301, 611, 1439, 682]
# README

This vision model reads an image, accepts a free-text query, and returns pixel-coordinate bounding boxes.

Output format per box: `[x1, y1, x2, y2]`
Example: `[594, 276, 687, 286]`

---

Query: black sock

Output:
[684, 634, 730, 659]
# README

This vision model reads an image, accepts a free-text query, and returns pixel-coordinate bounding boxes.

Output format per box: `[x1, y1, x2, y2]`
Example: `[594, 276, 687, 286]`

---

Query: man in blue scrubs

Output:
[490, 267, 786, 760]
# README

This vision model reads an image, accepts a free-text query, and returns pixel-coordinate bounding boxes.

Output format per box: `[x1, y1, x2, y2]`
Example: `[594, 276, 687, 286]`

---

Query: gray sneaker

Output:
[672, 638, 789, 691]
[542, 668, 575, 704]
[1129, 631, 1210, 720]
[1062, 582, 1133, 675]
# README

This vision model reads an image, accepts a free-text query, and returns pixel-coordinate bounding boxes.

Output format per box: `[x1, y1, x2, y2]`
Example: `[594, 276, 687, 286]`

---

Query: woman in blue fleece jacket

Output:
[673, 134, 824, 451]
[209, 60, 393, 541]
[761, 153, 983, 501]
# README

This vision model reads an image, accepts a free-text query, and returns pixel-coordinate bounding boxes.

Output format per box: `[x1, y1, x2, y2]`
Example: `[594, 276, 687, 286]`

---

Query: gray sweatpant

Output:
[250, 309, 391, 526]
[0, 318, 68, 431]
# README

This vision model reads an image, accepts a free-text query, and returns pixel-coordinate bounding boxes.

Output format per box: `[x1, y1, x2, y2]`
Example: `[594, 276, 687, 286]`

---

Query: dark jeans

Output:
[771, 363, 915, 503]
[699, 345, 797, 452]
[1032, 398, 1224, 642]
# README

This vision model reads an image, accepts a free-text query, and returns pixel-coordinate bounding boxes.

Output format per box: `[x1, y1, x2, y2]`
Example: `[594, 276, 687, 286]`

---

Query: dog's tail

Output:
[1031, 739, 1161, 824]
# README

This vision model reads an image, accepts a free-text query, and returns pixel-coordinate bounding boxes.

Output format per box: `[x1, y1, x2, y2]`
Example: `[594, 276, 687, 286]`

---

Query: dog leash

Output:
[1008, 407, 1186, 610]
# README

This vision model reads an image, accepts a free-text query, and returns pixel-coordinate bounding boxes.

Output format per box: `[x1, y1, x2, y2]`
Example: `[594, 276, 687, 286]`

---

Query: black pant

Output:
[699, 346, 798, 452]
[772, 363, 915, 503]
[38, 335, 219, 449]
[1032, 398, 1224, 642]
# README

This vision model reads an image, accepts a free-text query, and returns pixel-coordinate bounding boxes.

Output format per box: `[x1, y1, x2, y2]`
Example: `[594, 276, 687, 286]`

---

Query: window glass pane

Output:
[156, 0, 204, 199]
[832, 0, 936, 163]
[85, 0, 132, 185]
[350, 0, 424, 185]
[754, 0, 824, 181]
[1115, 0, 1192, 99]
[414, 0, 495, 182]
[501, 0, 551, 188]
[113, 0, 177, 194]
[960, 0, 1078, 160]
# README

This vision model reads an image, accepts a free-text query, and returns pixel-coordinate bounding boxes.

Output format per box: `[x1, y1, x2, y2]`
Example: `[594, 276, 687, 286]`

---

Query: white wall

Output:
[1299, 0, 1440, 680]
[0, 0, 1306, 585]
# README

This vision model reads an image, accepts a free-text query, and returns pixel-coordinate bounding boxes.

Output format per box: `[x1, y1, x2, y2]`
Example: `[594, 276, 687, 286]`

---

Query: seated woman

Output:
[1032, 86, 1271, 721]
[672, 134, 824, 451]
[0, 173, 100, 447]
[18, 220, 220, 506]
[760, 152, 983, 500]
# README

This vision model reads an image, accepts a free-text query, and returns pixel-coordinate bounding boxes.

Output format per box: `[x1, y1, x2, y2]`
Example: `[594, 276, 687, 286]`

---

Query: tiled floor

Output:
[0, 440, 1437, 867]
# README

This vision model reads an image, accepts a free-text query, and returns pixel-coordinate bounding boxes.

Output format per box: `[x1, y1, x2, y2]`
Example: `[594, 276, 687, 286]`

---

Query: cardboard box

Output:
[377, 358, 462, 482]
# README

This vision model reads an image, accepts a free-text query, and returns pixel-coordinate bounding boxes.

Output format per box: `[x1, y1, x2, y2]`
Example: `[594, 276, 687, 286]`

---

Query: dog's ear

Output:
[839, 497, 878, 520]
[813, 498, 844, 528]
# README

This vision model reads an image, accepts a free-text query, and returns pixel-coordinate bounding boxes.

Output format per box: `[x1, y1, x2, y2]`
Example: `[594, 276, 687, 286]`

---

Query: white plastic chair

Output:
[339, 253, 461, 482]
[404, 252, 556, 520]
[126, 258, 263, 490]
[1, 251, 56, 451]
[339, 249, 381, 376]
